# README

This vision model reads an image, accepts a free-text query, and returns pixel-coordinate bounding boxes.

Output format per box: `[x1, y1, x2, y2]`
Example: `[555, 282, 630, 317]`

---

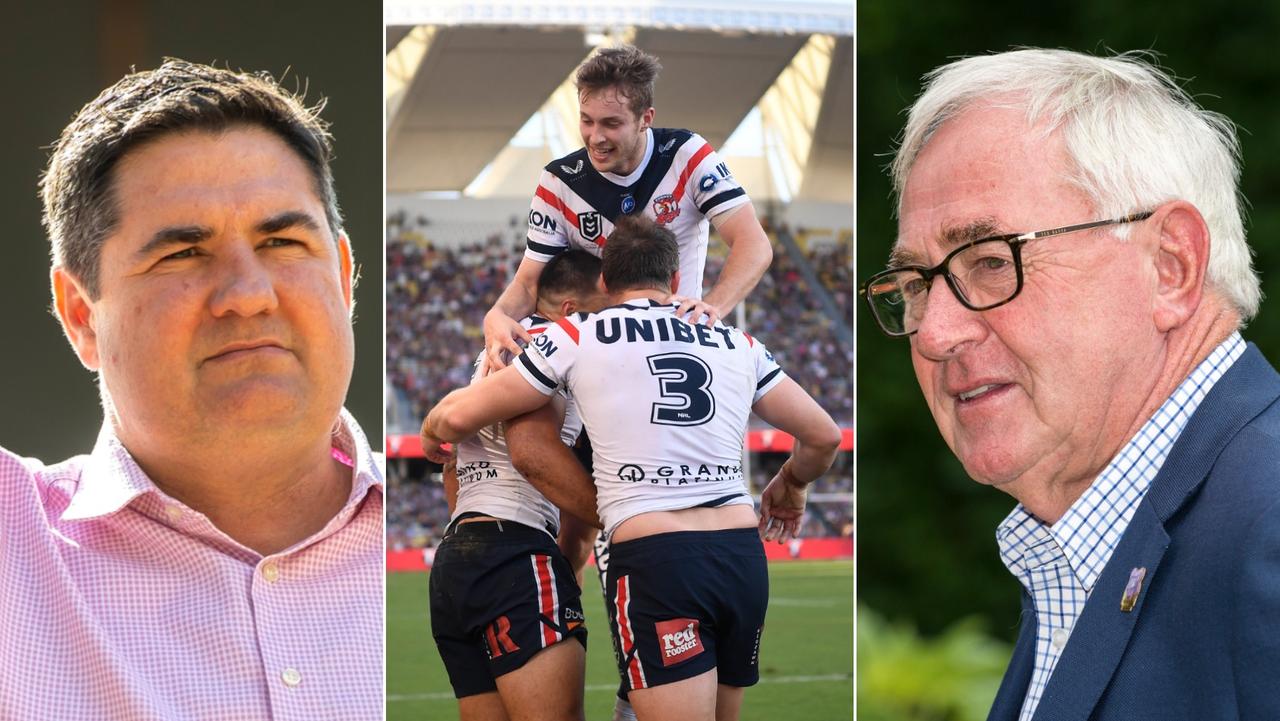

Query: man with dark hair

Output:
[423, 216, 841, 721]
[482, 43, 773, 371]
[429, 250, 608, 721]
[42, 59, 344, 294]
[1, 60, 382, 719]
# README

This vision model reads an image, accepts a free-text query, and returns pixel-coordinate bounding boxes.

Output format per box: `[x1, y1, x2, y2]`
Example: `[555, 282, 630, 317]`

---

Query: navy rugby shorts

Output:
[429, 519, 588, 698]
[604, 527, 768, 691]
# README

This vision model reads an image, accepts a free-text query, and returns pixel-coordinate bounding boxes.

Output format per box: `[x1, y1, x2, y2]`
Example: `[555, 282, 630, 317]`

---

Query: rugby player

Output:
[486, 43, 775, 721]
[423, 216, 841, 721]
[427, 250, 608, 721]
[482, 43, 772, 371]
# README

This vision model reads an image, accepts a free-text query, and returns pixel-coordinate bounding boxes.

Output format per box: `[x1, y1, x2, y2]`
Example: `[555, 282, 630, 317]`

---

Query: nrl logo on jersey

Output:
[578, 211, 604, 242]
[560, 159, 584, 175]
[653, 194, 680, 225]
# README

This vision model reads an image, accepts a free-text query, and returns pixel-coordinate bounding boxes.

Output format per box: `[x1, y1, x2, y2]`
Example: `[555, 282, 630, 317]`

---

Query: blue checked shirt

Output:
[996, 332, 1245, 721]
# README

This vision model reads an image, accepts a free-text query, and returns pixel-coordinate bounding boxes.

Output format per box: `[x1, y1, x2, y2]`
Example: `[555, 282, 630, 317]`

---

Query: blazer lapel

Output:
[1030, 344, 1280, 721]
[987, 591, 1038, 721]
[1031, 503, 1169, 721]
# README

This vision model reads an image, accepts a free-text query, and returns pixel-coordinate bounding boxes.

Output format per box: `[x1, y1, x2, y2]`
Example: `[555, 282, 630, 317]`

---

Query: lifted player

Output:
[423, 217, 841, 721]
[483, 43, 772, 371]
[427, 250, 608, 721]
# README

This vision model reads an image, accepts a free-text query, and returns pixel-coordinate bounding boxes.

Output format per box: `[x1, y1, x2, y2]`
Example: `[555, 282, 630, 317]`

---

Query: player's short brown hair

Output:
[574, 44, 661, 117]
[41, 59, 341, 298]
[602, 215, 678, 293]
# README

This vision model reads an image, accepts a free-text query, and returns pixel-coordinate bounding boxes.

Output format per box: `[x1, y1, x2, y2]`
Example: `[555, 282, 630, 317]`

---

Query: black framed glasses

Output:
[860, 211, 1154, 337]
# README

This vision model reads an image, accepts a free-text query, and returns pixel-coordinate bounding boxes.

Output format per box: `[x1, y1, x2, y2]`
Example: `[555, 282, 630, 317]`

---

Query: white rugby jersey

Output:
[525, 128, 750, 299]
[513, 298, 787, 539]
[454, 316, 584, 537]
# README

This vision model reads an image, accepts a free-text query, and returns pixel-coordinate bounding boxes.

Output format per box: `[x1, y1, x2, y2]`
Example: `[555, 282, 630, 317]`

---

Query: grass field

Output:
[388, 559, 853, 721]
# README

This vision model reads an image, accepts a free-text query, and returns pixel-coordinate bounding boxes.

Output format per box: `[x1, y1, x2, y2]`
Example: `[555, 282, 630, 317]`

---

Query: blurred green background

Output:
[0, 0, 382, 459]
[856, 2, 1280, 718]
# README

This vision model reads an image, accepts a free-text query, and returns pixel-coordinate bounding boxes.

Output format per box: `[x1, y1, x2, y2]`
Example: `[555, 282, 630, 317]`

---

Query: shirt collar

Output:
[601, 127, 654, 185]
[616, 295, 676, 310]
[60, 424, 156, 521]
[61, 408, 383, 523]
[997, 331, 1246, 592]
[334, 407, 385, 503]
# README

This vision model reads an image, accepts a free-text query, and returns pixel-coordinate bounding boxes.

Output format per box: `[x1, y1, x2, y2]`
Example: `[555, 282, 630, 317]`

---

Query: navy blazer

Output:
[988, 344, 1280, 721]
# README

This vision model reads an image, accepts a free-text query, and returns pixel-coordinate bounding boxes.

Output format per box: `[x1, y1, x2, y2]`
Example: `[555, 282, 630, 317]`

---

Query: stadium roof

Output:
[386, 0, 855, 36]
[386, 2, 852, 202]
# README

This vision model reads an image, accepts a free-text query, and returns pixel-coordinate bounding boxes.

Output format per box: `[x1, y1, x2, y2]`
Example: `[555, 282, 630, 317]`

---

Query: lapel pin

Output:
[1120, 567, 1147, 612]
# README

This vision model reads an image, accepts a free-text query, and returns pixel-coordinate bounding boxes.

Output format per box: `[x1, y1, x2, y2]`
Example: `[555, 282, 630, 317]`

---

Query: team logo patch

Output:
[652, 194, 680, 225]
[578, 211, 604, 242]
[560, 159, 584, 175]
[656, 618, 704, 666]
[484, 615, 520, 659]
[621, 193, 636, 214]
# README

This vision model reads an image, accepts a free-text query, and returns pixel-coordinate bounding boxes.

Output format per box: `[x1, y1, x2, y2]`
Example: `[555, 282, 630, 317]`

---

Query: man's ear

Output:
[640, 106, 655, 131]
[337, 233, 355, 310]
[51, 267, 100, 370]
[1148, 201, 1210, 332]
[560, 297, 578, 318]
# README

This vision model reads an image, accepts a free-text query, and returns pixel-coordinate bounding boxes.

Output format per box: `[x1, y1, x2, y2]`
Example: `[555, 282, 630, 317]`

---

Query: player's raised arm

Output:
[423, 365, 553, 447]
[751, 377, 842, 542]
[702, 200, 773, 320]
[482, 256, 545, 373]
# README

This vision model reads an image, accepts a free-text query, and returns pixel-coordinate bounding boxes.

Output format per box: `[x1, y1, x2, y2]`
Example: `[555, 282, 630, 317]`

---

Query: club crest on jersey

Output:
[652, 194, 680, 225]
[578, 211, 604, 242]
[560, 159, 584, 175]
[621, 194, 636, 214]
[655, 618, 704, 666]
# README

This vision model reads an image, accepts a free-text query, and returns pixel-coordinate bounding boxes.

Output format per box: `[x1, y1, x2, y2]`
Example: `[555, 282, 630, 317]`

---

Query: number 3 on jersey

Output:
[647, 353, 716, 426]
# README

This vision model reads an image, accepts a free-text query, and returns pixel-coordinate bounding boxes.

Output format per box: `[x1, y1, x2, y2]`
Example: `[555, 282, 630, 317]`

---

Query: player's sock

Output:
[612, 697, 637, 721]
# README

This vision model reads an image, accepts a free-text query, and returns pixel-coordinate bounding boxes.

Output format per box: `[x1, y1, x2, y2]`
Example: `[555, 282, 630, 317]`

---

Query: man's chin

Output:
[197, 378, 311, 424]
[953, 441, 1028, 490]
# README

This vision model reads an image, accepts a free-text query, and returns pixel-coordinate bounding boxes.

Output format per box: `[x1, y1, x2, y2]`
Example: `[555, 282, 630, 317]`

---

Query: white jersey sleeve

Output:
[513, 316, 582, 395]
[524, 169, 572, 263]
[748, 332, 786, 402]
[682, 136, 749, 221]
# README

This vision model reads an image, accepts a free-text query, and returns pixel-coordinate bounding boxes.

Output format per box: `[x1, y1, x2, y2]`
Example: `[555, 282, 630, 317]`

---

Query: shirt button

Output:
[1051, 628, 1070, 650]
[165, 506, 183, 523]
[281, 668, 302, 687]
[262, 563, 280, 583]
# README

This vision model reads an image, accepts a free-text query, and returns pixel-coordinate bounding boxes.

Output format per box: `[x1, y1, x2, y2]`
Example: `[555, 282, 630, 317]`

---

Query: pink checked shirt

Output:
[0, 409, 384, 720]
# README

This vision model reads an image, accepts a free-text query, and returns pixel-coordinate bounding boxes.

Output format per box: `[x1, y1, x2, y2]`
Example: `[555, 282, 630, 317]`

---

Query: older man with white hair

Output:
[861, 49, 1280, 720]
